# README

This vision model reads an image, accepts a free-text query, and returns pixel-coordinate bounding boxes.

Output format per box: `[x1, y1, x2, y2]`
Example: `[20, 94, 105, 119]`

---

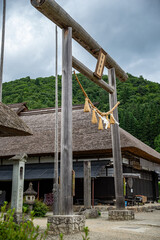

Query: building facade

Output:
[0, 103, 159, 205]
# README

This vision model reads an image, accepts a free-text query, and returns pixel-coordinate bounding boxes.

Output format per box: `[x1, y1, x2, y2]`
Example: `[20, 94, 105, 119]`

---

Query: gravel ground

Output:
[34, 210, 160, 240]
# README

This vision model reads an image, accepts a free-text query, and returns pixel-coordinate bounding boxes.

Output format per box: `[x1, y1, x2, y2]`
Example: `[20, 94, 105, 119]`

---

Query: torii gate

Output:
[31, 0, 127, 214]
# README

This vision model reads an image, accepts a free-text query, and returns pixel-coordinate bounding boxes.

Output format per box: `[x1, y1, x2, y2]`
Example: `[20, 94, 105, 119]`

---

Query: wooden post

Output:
[92, 178, 95, 207]
[0, 0, 6, 102]
[108, 68, 125, 210]
[60, 27, 73, 215]
[53, 25, 59, 215]
[37, 181, 40, 200]
[83, 161, 91, 208]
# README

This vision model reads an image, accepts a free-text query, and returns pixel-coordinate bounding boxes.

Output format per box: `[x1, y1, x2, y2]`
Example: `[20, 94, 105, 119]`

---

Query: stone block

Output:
[79, 208, 99, 219]
[47, 215, 85, 235]
[108, 210, 135, 221]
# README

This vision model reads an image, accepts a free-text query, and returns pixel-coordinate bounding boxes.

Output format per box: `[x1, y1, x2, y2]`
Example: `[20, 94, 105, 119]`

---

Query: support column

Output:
[92, 178, 95, 208]
[108, 68, 125, 210]
[37, 181, 40, 200]
[0, 0, 6, 102]
[84, 161, 91, 208]
[53, 25, 59, 215]
[60, 27, 73, 215]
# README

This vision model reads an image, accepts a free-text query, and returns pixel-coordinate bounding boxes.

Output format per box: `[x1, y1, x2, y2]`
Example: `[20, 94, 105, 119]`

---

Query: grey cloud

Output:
[0, 0, 160, 83]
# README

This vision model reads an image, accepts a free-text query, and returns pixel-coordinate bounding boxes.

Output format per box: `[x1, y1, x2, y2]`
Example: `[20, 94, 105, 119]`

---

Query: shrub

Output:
[59, 233, 64, 240]
[33, 200, 48, 217]
[22, 203, 29, 213]
[98, 211, 101, 216]
[82, 226, 90, 240]
[0, 202, 49, 240]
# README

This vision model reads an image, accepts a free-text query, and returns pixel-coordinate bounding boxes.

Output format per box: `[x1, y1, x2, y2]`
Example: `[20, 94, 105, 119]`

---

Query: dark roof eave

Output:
[122, 147, 160, 164]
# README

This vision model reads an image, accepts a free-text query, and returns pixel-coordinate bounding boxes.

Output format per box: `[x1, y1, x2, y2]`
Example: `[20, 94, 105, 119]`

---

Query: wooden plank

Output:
[60, 27, 73, 215]
[84, 161, 91, 208]
[108, 68, 125, 210]
[72, 56, 114, 94]
[94, 49, 107, 79]
[31, 0, 128, 82]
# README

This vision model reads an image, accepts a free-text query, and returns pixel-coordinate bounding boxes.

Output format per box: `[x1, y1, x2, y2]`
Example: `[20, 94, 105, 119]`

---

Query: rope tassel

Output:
[73, 72, 120, 129]
[92, 109, 97, 124]
[98, 117, 103, 130]
[110, 113, 115, 124]
[106, 116, 110, 129]
[84, 98, 91, 112]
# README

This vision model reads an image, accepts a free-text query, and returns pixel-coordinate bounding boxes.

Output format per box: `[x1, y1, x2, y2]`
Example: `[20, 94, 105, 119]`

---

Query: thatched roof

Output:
[7, 102, 28, 115]
[0, 103, 159, 164]
[0, 102, 32, 137]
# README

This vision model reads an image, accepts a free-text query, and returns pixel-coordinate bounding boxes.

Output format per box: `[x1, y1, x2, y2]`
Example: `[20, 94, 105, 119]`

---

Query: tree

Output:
[154, 135, 160, 153]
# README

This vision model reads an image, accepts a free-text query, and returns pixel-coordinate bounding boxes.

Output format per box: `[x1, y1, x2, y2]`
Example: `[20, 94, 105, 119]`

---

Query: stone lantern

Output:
[24, 182, 37, 212]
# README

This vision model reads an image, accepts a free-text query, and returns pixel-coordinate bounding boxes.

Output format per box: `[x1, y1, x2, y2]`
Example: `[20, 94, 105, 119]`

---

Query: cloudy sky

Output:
[0, 0, 160, 83]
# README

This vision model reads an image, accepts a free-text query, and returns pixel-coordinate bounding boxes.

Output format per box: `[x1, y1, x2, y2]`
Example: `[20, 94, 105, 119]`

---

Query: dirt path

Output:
[34, 210, 160, 240]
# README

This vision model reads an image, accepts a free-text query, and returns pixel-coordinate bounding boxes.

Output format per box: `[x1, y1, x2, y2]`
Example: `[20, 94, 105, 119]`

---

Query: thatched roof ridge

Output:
[0, 103, 32, 137]
[7, 102, 28, 115]
[0, 105, 159, 164]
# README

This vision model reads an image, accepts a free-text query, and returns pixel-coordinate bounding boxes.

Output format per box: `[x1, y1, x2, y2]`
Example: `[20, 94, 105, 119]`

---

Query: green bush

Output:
[22, 203, 29, 213]
[33, 200, 48, 217]
[0, 202, 49, 240]
[98, 211, 101, 216]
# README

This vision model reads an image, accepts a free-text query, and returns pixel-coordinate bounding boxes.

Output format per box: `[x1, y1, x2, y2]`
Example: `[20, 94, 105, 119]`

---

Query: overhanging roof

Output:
[0, 105, 159, 164]
[0, 102, 32, 137]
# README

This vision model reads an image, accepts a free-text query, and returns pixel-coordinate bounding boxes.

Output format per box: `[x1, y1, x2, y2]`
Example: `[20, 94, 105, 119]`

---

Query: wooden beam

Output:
[108, 68, 125, 210]
[72, 56, 114, 94]
[84, 161, 91, 208]
[60, 27, 73, 215]
[31, 0, 128, 82]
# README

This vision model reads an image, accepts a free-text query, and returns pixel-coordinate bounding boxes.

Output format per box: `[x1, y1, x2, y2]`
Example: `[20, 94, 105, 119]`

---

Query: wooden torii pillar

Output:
[84, 161, 91, 208]
[109, 68, 125, 209]
[60, 27, 73, 215]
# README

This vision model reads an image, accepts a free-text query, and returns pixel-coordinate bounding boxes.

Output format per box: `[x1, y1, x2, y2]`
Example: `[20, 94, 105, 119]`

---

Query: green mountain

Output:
[2, 73, 160, 153]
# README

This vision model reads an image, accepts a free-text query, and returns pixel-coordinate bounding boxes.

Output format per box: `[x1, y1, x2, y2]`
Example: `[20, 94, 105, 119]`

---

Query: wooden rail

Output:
[31, 0, 128, 82]
[72, 56, 114, 94]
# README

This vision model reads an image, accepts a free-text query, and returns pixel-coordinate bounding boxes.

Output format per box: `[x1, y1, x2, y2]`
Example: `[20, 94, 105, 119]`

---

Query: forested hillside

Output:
[2, 73, 160, 153]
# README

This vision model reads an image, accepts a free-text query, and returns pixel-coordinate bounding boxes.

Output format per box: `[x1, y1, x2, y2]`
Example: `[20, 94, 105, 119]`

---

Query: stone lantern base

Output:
[108, 210, 135, 221]
[47, 215, 85, 235]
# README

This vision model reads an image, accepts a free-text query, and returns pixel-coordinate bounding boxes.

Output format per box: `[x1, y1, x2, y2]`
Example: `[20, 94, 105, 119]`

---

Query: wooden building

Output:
[0, 103, 159, 205]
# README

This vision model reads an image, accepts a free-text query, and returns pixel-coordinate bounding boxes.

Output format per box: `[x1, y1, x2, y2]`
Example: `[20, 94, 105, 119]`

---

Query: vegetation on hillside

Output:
[2, 73, 160, 152]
